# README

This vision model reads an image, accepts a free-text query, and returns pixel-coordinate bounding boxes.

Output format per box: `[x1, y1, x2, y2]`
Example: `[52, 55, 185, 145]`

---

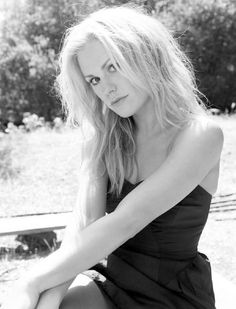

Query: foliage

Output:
[16, 232, 58, 254]
[0, 40, 59, 125]
[0, 131, 22, 180]
[21, 112, 64, 131]
[0, 0, 236, 126]
[22, 113, 45, 131]
[0, 112, 65, 181]
[0, 0, 100, 125]
[0, 136, 15, 180]
[157, 0, 236, 111]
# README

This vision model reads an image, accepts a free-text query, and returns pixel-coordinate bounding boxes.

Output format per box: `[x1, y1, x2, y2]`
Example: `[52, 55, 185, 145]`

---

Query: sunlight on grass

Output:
[210, 114, 236, 195]
[1, 114, 235, 218]
[0, 128, 83, 217]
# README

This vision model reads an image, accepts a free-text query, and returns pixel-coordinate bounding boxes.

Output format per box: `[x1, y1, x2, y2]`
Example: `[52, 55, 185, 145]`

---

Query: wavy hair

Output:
[56, 5, 209, 196]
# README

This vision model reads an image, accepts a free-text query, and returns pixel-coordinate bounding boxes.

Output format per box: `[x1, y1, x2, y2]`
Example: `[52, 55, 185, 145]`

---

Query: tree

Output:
[0, 0, 102, 124]
[157, 0, 236, 111]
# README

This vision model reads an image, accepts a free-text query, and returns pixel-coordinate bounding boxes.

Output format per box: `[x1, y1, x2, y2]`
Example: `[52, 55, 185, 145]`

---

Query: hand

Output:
[2, 280, 40, 309]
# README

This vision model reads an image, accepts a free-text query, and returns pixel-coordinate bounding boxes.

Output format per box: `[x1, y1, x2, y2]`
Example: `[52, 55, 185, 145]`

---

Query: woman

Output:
[3, 5, 223, 309]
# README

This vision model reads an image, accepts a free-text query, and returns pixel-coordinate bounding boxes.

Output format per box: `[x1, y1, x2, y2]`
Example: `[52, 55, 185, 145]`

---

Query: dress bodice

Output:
[106, 180, 212, 260]
[89, 180, 215, 308]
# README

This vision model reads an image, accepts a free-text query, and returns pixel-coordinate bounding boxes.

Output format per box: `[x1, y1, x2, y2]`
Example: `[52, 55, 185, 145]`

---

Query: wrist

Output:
[37, 288, 62, 308]
[17, 273, 39, 294]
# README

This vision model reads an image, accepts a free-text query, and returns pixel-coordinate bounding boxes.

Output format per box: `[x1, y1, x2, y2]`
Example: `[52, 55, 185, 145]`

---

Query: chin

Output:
[109, 101, 142, 118]
[112, 109, 135, 118]
[117, 114, 132, 119]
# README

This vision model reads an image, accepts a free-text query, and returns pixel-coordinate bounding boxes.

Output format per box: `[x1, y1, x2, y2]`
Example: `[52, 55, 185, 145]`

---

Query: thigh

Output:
[59, 273, 117, 309]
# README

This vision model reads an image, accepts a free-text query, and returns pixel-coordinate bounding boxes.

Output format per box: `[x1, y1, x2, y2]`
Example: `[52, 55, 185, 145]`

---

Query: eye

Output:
[89, 77, 100, 86]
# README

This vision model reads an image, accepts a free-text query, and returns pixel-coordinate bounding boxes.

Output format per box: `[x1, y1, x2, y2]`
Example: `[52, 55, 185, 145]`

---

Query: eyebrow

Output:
[84, 58, 110, 78]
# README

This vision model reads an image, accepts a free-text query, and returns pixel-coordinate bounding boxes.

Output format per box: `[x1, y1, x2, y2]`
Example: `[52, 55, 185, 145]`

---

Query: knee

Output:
[59, 274, 109, 309]
[59, 298, 72, 309]
[59, 294, 79, 309]
[59, 276, 93, 309]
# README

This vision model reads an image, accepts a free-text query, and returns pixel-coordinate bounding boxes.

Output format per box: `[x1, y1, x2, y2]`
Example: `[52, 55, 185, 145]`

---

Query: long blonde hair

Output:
[56, 5, 208, 196]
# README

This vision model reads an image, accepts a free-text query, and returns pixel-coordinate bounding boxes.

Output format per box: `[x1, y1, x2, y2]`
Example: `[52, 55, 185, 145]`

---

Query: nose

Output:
[107, 87, 117, 100]
[102, 77, 117, 99]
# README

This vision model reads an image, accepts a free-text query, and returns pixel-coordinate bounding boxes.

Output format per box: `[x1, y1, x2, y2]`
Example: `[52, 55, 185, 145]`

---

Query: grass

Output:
[0, 127, 82, 217]
[209, 114, 236, 196]
[0, 114, 236, 303]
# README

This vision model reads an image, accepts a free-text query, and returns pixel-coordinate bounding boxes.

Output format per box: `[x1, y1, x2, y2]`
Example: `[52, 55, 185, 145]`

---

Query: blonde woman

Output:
[3, 6, 223, 309]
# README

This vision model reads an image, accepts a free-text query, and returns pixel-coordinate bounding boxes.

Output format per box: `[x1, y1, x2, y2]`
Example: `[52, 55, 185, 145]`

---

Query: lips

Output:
[111, 95, 128, 105]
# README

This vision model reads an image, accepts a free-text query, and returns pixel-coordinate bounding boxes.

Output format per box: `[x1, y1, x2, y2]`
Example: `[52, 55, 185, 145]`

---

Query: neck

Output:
[132, 99, 164, 139]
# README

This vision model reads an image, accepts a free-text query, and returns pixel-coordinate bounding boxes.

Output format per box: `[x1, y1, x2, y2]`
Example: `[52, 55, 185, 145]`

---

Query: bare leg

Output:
[59, 273, 117, 309]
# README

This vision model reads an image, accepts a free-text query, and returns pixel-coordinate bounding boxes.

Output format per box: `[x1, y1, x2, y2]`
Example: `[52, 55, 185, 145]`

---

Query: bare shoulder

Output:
[168, 116, 224, 195]
[189, 115, 223, 134]
[172, 115, 224, 155]
[169, 115, 224, 172]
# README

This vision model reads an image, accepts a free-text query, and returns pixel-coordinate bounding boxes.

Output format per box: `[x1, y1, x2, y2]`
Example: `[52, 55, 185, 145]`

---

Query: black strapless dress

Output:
[85, 180, 216, 309]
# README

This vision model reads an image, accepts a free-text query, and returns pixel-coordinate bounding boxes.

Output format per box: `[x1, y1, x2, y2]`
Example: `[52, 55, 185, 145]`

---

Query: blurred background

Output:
[0, 0, 236, 127]
[0, 0, 235, 304]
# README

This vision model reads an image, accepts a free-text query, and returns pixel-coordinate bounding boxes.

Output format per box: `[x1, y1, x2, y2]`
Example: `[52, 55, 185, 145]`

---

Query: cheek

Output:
[92, 86, 103, 100]
[137, 90, 150, 103]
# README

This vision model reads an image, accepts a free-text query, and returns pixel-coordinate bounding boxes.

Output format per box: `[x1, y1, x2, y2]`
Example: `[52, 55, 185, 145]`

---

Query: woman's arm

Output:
[35, 281, 73, 309]
[23, 118, 224, 295]
[2, 138, 108, 309]
[35, 169, 108, 308]
[35, 138, 108, 308]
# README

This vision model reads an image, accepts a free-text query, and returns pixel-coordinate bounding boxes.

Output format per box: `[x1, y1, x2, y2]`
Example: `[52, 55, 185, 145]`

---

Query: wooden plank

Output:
[212, 193, 236, 199]
[210, 194, 236, 221]
[0, 213, 71, 236]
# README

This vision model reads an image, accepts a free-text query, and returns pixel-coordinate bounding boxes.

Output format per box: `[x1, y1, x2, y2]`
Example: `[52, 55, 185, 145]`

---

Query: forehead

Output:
[77, 40, 109, 76]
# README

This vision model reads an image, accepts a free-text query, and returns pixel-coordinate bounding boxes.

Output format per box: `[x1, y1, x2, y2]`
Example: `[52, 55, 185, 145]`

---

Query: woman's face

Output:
[77, 39, 151, 118]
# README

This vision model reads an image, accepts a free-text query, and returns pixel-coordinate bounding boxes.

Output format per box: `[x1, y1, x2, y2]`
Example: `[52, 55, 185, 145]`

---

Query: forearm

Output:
[26, 211, 135, 294]
[36, 279, 74, 309]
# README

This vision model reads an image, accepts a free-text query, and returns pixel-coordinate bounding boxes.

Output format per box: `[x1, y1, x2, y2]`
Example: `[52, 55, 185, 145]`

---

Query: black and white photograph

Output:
[0, 0, 235, 308]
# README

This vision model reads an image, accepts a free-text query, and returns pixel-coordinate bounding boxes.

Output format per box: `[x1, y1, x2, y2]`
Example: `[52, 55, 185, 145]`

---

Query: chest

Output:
[127, 132, 177, 183]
